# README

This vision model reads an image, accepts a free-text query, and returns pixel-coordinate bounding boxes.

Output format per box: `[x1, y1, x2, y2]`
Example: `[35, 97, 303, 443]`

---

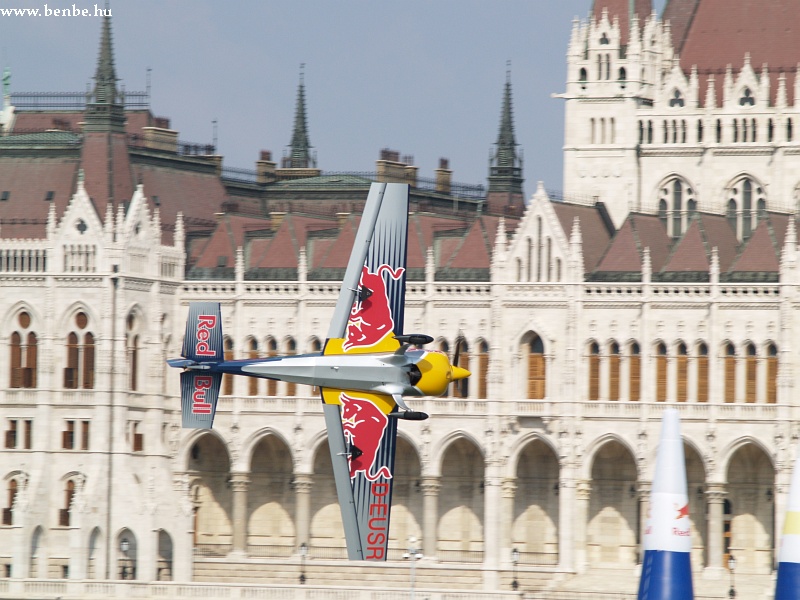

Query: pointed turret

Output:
[84, 13, 125, 133]
[637, 409, 694, 600]
[487, 66, 524, 216]
[282, 64, 316, 169]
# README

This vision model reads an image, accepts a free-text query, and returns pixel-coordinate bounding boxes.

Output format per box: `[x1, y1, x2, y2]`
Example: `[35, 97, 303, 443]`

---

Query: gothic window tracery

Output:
[629, 342, 641, 401]
[739, 87, 755, 106]
[525, 333, 546, 400]
[588, 341, 600, 401]
[658, 177, 695, 237]
[10, 311, 37, 389]
[655, 342, 667, 402]
[697, 343, 709, 403]
[608, 341, 620, 401]
[726, 177, 766, 240]
[64, 312, 94, 390]
[669, 89, 684, 108]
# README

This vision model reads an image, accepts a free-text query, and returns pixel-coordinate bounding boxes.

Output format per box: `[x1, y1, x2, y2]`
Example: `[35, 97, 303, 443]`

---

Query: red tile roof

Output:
[661, 218, 710, 272]
[595, 219, 642, 272]
[729, 220, 780, 272]
[674, 0, 800, 106]
[551, 202, 614, 272]
[0, 157, 80, 238]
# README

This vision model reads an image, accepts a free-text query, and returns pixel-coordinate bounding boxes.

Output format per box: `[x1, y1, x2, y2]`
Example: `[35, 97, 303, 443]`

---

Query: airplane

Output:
[168, 182, 471, 561]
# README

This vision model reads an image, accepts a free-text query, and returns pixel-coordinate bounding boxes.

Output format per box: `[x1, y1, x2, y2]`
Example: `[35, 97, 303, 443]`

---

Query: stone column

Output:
[420, 477, 440, 558]
[574, 480, 591, 573]
[483, 476, 502, 589]
[229, 472, 250, 554]
[558, 477, 575, 571]
[706, 484, 726, 572]
[293, 474, 313, 548]
[500, 478, 517, 563]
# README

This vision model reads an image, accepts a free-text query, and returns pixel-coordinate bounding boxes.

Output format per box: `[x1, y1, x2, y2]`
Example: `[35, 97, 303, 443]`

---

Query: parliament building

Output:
[0, 1, 795, 597]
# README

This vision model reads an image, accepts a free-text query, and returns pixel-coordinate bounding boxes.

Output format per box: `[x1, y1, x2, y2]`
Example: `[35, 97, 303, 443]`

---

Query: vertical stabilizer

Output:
[775, 446, 800, 599]
[637, 409, 694, 600]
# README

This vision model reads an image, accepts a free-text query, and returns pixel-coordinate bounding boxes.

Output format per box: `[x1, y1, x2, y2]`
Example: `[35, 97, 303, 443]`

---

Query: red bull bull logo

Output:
[340, 392, 392, 481]
[344, 264, 404, 351]
[195, 314, 217, 357]
[192, 375, 213, 414]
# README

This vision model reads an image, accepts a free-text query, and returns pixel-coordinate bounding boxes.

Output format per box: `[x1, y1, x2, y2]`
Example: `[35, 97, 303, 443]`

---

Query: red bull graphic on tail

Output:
[340, 392, 392, 481]
[344, 265, 405, 351]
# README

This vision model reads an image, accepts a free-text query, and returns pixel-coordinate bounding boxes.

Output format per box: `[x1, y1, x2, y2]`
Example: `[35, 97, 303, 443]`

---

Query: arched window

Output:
[656, 342, 667, 402]
[588, 342, 600, 401]
[285, 338, 297, 397]
[546, 238, 552, 281]
[527, 334, 545, 400]
[716, 119, 722, 143]
[59, 479, 75, 527]
[724, 343, 736, 403]
[64, 312, 94, 389]
[477, 340, 489, 399]
[608, 342, 620, 401]
[247, 338, 259, 396]
[727, 177, 766, 240]
[743, 179, 753, 239]
[223, 337, 234, 396]
[10, 311, 37, 389]
[752, 118, 757, 143]
[3, 479, 17, 525]
[579, 68, 587, 90]
[126, 314, 139, 392]
[768, 119, 774, 142]
[697, 343, 709, 403]
[610, 118, 616, 144]
[639, 121, 644, 144]
[629, 342, 640, 401]
[536, 218, 543, 282]
[788, 118, 793, 142]
[647, 120, 653, 144]
[674, 343, 687, 402]
[619, 67, 626, 89]
[697, 119, 704, 143]
[526, 238, 532, 282]
[745, 343, 757, 403]
[453, 338, 469, 399]
[766, 344, 778, 404]
[265, 338, 278, 396]
[658, 178, 695, 237]
[600, 118, 606, 144]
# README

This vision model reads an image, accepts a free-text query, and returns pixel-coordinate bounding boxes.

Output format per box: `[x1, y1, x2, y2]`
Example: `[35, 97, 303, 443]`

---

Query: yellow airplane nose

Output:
[451, 365, 471, 381]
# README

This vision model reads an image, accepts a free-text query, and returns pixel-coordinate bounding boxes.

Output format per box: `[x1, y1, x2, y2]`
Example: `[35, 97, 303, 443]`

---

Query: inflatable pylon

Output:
[637, 408, 694, 600]
[775, 446, 800, 599]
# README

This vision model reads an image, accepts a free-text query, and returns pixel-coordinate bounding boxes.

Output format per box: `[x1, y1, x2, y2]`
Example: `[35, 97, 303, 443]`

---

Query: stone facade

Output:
[0, 4, 797, 596]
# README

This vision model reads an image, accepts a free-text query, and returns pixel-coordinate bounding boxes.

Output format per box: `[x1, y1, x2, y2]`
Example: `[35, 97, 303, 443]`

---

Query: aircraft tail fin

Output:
[173, 302, 224, 429]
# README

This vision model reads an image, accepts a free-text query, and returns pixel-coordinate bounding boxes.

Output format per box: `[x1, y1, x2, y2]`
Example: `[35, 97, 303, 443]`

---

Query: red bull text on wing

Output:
[344, 265, 404, 351]
[192, 375, 213, 414]
[195, 314, 217, 357]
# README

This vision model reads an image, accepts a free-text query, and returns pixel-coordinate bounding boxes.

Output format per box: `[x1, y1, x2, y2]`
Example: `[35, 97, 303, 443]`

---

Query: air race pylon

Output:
[775, 446, 800, 599]
[637, 408, 694, 600]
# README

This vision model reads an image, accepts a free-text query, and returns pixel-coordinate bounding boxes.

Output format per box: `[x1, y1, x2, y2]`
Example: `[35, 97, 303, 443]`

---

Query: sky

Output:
[1, 0, 667, 195]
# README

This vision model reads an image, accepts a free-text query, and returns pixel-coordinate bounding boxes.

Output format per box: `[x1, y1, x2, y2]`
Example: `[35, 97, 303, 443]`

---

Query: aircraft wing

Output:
[322, 182, 409, 561]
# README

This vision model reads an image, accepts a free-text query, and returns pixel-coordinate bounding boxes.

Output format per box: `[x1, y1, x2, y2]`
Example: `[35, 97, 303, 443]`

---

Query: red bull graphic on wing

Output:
[344, 264, 405, 351]
[340, 392, 392, 481]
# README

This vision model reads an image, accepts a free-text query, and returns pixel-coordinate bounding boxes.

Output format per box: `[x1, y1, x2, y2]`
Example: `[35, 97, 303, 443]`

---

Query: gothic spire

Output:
[93, 14, 119, 105]
[488, 65, 523, 195]
[285, 64, 315, 169]
[84, 13, 125, 132]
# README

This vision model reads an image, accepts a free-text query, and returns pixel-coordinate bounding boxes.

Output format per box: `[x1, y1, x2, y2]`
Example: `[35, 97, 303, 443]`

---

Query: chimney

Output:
[435, 157, 452, 194]
[257, 150, 276, 184]
[376, 148, 417, 186]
